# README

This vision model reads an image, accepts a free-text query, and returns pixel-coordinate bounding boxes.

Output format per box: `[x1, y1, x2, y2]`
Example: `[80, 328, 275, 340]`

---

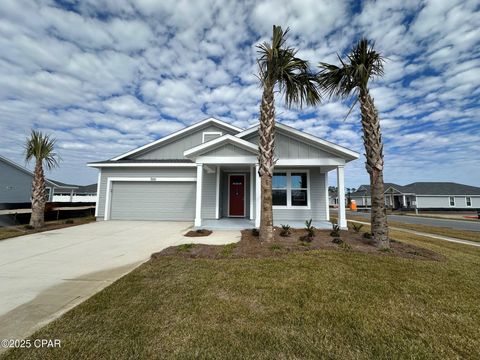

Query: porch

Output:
[198, 218, 332, 230]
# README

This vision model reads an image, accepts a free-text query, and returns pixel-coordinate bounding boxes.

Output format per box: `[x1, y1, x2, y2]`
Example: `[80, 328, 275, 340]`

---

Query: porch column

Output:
[215, 165, 220, 219]
[324, 171, 330, 221]
[402, 194, 406, 208]
[70, 189, 74, 202]
[336, 165, 347, 229]
[250, 165, 254, 220]
[255, 164, 261, 228]
[50, 187, 54, 202]
[195, 163, 203, 227]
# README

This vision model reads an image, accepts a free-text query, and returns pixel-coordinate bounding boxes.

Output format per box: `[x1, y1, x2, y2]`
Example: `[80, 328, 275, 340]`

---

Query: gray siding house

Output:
[0, 155, 78, 205]
[88, 118, 359, 228]
[350, 182, 480, 210]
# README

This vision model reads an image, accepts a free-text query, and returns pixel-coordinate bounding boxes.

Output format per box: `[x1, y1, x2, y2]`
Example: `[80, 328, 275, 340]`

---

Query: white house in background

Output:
[350, 182, 480, 210]
[88, 117, 359, 229]
[0, 155, 78, 205]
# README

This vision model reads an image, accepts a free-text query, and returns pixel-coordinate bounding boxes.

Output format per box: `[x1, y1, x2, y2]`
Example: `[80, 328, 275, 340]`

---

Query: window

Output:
[202, 131, 222, 143]
[272, 170, 309, 208]
[466, 197, 472, 207]
[449, 196, 455, 207]
[272, 173, 287, 206]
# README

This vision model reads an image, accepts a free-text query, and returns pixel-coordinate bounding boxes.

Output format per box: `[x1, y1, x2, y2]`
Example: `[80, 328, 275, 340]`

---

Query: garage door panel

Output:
[110, 181, 195, 220]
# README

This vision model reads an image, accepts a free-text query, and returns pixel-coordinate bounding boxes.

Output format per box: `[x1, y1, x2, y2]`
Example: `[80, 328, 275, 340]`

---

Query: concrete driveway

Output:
[0, 221, 239, 343]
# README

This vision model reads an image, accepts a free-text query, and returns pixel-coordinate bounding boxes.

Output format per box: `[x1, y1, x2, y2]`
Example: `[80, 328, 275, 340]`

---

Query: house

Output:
[0, 155, 78, 206]
[350, 182, 480, 210]
[87, 117, 359, 229]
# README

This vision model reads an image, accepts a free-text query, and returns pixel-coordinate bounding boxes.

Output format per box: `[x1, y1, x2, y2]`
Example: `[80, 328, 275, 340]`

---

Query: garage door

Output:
[110, 181, 196, 220]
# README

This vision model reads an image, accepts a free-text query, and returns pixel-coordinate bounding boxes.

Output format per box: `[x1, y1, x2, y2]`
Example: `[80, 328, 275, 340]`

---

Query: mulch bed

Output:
[184, 229, 213, 237]
[153, 227, 444, 261]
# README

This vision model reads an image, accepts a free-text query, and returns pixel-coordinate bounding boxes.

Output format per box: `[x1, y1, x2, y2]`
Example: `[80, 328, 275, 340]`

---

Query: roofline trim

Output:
[184, 134, 258, 158]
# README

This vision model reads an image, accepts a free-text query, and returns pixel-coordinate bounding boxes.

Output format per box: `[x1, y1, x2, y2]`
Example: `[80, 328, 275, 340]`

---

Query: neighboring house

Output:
[52, 183, 97, 203]
[88, 117, 359, 228]
[0, 155, 78, 205]
[350, 182, 480, 210]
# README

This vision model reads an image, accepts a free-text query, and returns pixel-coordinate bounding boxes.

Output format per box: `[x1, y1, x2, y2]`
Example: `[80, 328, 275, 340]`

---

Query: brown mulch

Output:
[153, 227, 444, 261]
[184, 229, 213, 237]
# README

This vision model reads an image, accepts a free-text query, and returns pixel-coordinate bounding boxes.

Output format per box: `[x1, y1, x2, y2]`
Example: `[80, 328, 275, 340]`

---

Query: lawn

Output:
[3, 230, 480, 359]
[344, 214, 480, 243]
[0, 216, 96, 241]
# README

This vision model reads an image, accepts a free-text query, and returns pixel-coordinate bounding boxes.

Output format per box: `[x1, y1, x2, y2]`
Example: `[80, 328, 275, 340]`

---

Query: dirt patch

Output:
[153, 227, 443, 261]
[184, 229, 212, 237]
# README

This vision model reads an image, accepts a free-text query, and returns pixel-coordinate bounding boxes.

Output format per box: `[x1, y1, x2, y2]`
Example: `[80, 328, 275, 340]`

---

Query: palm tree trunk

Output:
[258, 84, 275, 242]
[359, 90, 389, 249]
[30, 160, 46, 229]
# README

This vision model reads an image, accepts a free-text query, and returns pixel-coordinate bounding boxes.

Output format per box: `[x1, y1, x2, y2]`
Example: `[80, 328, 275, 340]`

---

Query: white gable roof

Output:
[111, 117, 243, 161]
[236, 122, 359, 161]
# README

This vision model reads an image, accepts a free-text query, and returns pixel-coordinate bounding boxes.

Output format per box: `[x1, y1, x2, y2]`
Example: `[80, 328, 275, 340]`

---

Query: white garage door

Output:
[110, 181, 196, 220]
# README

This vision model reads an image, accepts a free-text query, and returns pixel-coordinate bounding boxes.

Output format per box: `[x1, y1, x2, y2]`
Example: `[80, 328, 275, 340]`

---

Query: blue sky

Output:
[0, 0, 479, 188]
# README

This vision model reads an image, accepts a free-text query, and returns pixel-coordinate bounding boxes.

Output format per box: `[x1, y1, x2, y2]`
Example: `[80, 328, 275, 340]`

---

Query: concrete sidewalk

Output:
[0, 221, 239, 347]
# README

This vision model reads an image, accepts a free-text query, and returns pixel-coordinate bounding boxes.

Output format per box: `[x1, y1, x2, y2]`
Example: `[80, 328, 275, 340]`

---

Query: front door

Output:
[229, 175, 245, 217]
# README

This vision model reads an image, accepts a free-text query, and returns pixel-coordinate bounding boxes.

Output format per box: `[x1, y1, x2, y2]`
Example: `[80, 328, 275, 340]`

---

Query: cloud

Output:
[0, 0, 478, 188]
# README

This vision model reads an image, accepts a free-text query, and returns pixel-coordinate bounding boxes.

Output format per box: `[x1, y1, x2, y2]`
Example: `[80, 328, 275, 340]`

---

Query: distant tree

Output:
[25, 130, 60, 229]
[317, 38, 389, 249]
[256, 25, 321, 242]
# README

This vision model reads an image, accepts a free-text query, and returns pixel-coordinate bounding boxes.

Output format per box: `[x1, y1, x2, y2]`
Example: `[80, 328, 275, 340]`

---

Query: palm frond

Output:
[24, 130, 60, 170]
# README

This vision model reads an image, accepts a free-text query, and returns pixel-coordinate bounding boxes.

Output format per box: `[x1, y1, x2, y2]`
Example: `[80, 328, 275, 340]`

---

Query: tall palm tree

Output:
[317, 38, 389, 249]
[25, 130, 60, 229]
[257, 25, 321, 242]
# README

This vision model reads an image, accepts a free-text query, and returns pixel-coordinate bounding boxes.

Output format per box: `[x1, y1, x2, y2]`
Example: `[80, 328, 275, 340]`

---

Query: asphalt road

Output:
[347, 211, 480, 232]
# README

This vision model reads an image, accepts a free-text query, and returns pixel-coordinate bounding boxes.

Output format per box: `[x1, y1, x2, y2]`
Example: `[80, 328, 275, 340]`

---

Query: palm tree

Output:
[25, 130, 60, 229]
[256, 25, 321, 242]
[317, 38, 389, 249]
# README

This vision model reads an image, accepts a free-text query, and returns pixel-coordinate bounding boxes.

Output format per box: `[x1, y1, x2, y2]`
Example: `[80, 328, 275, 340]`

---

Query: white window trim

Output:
[202, 131, 222, 143]
[227, 174, 246, 217]
[466, 197, 472, 207]
[449, 196, 455, 207]
[272, 170, 311, 210]
[104, 176, 196, 221]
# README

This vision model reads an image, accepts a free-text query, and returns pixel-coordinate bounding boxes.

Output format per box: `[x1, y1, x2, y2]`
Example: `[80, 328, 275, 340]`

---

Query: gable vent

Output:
[202, 131, 222, 143]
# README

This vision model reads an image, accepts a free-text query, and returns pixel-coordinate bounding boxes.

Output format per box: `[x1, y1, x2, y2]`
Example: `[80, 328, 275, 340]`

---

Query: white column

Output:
[94, 170, 101, 217]
[50, 187, 54, 202]
[215, 165, 220, 219]
[255, 164, 261, 228]
[250, 165, 254, 220]
[402, 194, 406, 208]
[70, 189, 74, 202]
[195, 164, 203, 227]
[324, 170, 330, 221]
[337, 165, 347, 229]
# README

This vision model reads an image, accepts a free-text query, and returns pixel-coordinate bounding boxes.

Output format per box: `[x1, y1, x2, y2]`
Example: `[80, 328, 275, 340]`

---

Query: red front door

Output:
[229, 175, 245, 217]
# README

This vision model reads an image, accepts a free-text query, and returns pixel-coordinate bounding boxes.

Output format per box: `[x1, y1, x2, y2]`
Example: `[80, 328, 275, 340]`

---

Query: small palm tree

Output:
[317, 38, 389, 249]
[257, 25, 321, 242]
[25, 130, 60, 229]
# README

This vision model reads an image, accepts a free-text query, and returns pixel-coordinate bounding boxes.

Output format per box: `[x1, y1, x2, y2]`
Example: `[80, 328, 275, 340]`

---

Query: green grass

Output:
[3, 231, 480, 359]
[176, 243, 196, 252]
[219, 243, 237, 257]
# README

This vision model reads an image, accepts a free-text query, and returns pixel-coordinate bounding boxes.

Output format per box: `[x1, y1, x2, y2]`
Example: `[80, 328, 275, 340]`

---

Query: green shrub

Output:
[363, 232, 372, 239]
[351, 223, 363, 233]
[280, 224, 291, 237]
[330, 223, 340, 237]
[332, 237, 343, 244]
[304, 219, 315, 238]
[339, 241, 352, 250]
[251, 228, 259, 237]
[177, 243, 196, 252]
[64, 219, 74, 224]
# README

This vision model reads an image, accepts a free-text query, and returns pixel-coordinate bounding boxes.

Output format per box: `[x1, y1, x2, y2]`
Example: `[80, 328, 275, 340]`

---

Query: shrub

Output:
[24, 224, 34, 230]
[64, 219, 74, 224]
[299, 237, 311, 245]
[330, 223, 340, 237]
[280, 224, 291, 237]
[332, 237, 343, 244]
[339, 241, 352, 251]
[351, 223, 363, 233]
[251, 228, 259, 237]
[305, 219, 315, 239]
